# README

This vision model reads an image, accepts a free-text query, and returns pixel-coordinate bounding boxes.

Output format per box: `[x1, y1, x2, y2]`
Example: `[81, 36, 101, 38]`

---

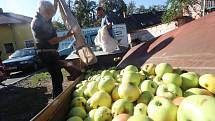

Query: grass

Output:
[27, 68, 69, 87]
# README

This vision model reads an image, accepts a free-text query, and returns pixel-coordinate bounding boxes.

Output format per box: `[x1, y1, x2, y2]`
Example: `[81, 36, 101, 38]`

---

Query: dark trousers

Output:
[38, 52, 63, 98]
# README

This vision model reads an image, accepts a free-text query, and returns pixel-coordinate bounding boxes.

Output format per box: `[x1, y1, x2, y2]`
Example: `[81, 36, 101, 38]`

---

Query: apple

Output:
[156, 83, 182, 100]
[177, 95, 215, 121]
[68, 107, 87, 119]
[110, 70, 120, 79]
[98, 76, 115, 93]
[184, 88, 214, 97]
[153, 75, 163, 85]
[139, 70, 146, 81]
[87, 91, 112, 109]
[67, 116, 83, 121]
[84, 81, 99, 97]
[116, 74, 122, 83]
[162, 73, 182, 87]
[83, 117, 93, 121]
[112, 114, 130, 121]
[141, 63, 156, 75]
[112, 99, 134, 117]
[134, 103, 147, 115]
[94, 106, 112, 121]
[118, 83, 141, 102]
[199, 74, 215, 94]
[148, 96, 178, 121]
[137, 91, 154, 105]
[124, 65, 139, 72]
[140, 80, 158, 94]
[71, 97, 87, 108]
[112, 85, 120, 101]
[122, 71, 141, 86]
[101, 70, 113, 77]
[88, 109, 97, 119]
[180, 72, 199, 90]
[172, 97, 184, 106]
[72, 88, 85, 98]
[155, 63, 173, 76]
[127, 115, 153, 121]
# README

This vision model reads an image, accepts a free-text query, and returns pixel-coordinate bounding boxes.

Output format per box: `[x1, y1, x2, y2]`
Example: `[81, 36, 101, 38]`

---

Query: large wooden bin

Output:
[30, 77, 82, 121]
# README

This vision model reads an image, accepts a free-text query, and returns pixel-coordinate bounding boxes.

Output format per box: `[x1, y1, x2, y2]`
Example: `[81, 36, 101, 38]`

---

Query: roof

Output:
[117, 11, 215, 74]
[124, 11, 164, 33]
[0, 12, 32, 25]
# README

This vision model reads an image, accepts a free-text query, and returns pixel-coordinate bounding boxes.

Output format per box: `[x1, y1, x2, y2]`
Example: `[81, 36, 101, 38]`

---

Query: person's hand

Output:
[66, 30, 75, 37]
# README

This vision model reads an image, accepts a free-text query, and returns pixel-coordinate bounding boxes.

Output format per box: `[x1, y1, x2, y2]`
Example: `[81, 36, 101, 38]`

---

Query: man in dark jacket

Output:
[31, 0, 81, 98]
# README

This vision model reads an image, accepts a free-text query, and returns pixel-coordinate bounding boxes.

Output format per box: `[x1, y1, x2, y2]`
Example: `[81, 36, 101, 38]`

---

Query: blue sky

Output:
[0, 0, 167, 19]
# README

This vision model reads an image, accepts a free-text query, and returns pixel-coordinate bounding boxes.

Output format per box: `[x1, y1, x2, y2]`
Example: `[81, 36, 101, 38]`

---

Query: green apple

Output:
[110, 70, 120, 79]
[124, 65, 139, 72]
[101, 70, 113, 77]
[184, 88, 214, 97]
[153, 75, 163, 85]
[68, 107, 87, 119]
[139, 70, 146, 81]
[87, 91, 112, 108]
[141, 63, 156, 75]
[84, 117, 93, 121]
[162, 73, 182, 87]
[199, 74, 215, 94]
[98, 76, 115, 93]
[134, 103, 147, 115]
[67, 116, 83, 121]
[94, 106, 112, 121]
[180, 72, 199, 90]
[116, 74, 122, 83]
[84, 81, 99, 97]
[122, 71, 141, 86]
[88, 109, 97, 118]
[148, 96, 178, 121]
[127, 115, 153, 121]
[71, 97, 87, 108]
[137, 91, 154, 105]
[140, 80, 158, 94]
[112, 85, 120, 101]
[118, 83, 141, 102]
[155, 63, 173, 76]
[112, 99, 134, 117]
[177, 95, 215, 121]
[156, 83, 182, 100]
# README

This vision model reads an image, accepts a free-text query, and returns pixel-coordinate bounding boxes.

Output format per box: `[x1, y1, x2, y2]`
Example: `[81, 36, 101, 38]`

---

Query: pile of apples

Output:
[66, 63, 215, 121]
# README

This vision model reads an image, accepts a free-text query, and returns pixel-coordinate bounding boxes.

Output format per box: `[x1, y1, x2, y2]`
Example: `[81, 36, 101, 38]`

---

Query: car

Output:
[2, 48, 42, 73]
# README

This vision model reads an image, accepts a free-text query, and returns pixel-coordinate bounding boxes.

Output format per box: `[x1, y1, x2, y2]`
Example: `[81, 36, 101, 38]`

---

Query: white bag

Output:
[95, 26, 118, 53]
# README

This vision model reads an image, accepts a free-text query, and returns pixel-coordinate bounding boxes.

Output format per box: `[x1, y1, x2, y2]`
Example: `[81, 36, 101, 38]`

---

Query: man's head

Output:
[96, 6, 105, 18]
[38, 0, 55, 20]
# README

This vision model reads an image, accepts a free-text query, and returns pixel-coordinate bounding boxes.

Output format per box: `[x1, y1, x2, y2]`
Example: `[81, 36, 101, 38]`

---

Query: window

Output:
[25, 40, 34, 48]
[4, 43, 14, 53]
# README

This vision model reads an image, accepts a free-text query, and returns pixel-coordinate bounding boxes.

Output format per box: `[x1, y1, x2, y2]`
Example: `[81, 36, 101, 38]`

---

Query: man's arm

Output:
[48, 31, 74, 45]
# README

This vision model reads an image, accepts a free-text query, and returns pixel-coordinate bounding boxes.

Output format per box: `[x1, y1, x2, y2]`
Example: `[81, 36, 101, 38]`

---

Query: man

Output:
[31, 0, 81, 98]
[96, 7, 114, 38]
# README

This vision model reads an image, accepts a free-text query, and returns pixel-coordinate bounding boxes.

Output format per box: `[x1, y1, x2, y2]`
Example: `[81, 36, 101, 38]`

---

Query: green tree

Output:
[162, 0, 198, 23]
[53, 20, 66, 31]
[135, 5, 146, 14]
[127, 1, 136, 15]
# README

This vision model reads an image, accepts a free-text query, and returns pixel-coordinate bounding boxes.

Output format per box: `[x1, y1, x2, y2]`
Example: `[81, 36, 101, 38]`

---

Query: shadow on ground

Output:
[0, 85, 51, 121]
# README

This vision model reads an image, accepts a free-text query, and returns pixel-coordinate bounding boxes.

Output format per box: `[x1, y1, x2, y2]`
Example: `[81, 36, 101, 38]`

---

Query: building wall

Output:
[13, 23, 34, 49]
[128, 22, 177, 43]
[0, 23, 34, 60]
[0, 24, 16, 60]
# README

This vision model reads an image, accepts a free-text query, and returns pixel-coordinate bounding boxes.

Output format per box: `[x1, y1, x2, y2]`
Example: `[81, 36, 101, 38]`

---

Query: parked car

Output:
[3, 48, 42, 73]
[0, 58, 9, 82]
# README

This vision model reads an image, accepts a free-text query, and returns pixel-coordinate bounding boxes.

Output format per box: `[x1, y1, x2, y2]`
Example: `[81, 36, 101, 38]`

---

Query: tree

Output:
[161, 0, 198, 23]
[99, 0, 127, 16]
[53, 20, 66, 31]
[127, 1, 136, 15]
[135, 5, 146, 14]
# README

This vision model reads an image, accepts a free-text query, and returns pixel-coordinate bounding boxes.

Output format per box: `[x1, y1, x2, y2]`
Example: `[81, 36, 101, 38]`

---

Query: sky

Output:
[0, 0, 167, 19]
